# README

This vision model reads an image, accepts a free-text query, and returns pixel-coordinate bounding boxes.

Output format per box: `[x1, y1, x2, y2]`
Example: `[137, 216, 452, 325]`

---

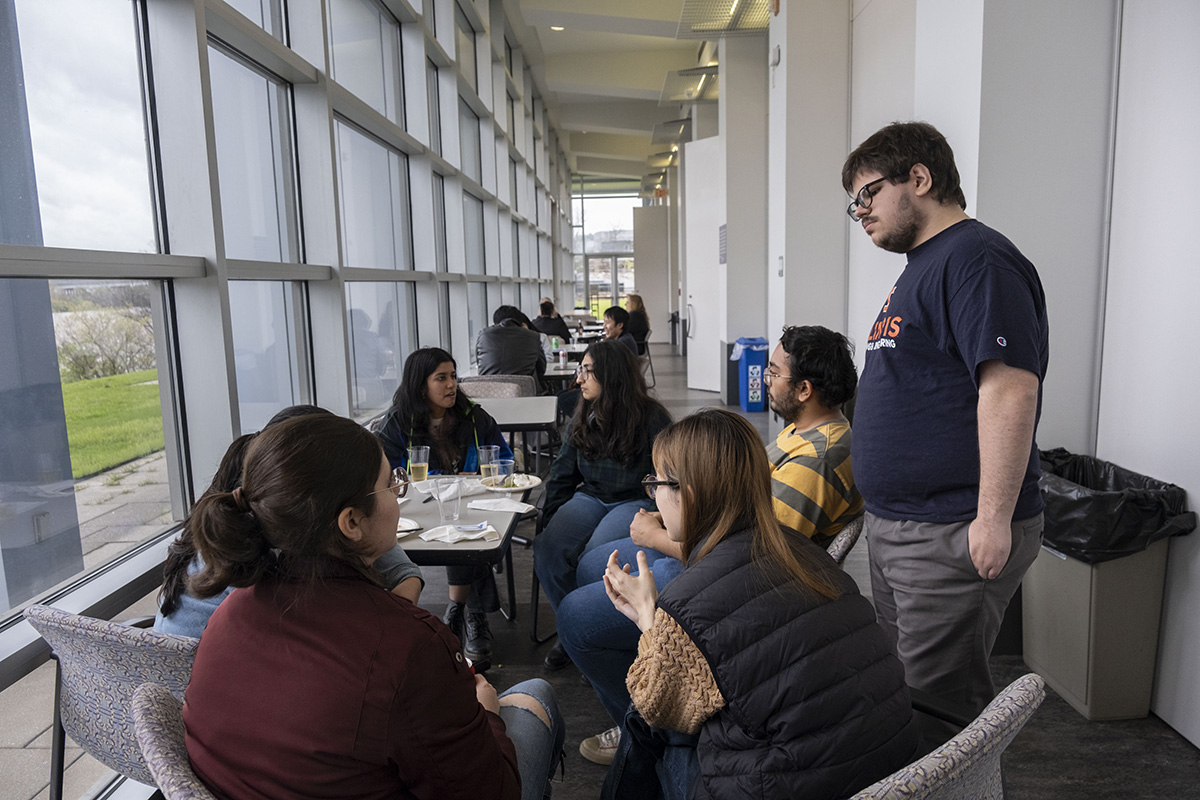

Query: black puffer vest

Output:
[656, 528, 918, 800]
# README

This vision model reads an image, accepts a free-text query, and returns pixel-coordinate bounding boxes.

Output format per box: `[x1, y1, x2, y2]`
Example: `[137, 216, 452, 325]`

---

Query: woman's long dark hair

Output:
[389, 347, 474, 470]
[570, 339, 668, 465]
[189, 414, 385, 597]
[158, 405, 331, 615]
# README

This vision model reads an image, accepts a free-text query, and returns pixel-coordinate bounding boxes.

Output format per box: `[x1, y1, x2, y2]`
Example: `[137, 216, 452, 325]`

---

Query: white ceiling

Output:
[510, 0, 706, 180]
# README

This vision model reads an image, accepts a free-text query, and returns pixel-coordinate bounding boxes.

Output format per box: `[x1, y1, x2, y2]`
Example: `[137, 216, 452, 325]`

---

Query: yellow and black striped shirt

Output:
[764, 420, 863, 547]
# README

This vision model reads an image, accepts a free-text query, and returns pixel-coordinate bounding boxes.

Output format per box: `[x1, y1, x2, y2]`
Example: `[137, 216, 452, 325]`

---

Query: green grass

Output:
[62, 369, 164, 479]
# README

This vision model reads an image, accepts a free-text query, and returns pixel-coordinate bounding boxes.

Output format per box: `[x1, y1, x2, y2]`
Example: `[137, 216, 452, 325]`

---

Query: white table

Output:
[484, 396, 558, 433]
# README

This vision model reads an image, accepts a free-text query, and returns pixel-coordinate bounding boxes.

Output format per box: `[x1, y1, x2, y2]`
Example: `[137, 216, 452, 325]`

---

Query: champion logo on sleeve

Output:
[997, 337, 1007, 347]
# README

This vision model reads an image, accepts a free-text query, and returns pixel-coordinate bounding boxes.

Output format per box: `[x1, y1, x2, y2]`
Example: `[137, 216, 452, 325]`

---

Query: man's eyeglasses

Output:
[642, 474, 679, 500]
[763, 367, 792, 386]
[846, 175, 894, 220]
[370, 467, 410, 499]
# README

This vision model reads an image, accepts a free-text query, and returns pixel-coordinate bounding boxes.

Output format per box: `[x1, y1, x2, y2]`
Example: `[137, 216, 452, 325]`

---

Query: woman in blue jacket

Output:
[376, 347, 512, 669]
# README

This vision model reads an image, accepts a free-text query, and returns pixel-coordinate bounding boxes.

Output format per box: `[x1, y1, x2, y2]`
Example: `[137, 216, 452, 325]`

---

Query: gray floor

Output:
[4, 344, 1197, 799]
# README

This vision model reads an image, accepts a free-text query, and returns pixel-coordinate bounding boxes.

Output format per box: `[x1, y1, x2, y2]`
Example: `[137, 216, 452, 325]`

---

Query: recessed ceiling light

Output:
[550, 26, 564, 31]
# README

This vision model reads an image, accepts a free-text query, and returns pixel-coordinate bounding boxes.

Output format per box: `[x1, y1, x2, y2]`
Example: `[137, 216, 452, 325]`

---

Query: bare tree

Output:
[56, 309, 156, 381]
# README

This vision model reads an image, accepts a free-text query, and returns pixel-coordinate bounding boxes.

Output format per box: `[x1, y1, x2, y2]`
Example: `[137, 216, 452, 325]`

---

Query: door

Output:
[683, 136, 724, 391]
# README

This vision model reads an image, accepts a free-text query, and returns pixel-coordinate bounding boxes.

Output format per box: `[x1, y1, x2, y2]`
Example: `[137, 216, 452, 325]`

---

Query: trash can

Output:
[730, 337, 770, 412]
[1022, 448, 1196, 720]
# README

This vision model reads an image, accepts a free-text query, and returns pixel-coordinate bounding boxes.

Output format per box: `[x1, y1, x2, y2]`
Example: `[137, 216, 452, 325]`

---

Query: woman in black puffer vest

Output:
[602, 408, 919, 800]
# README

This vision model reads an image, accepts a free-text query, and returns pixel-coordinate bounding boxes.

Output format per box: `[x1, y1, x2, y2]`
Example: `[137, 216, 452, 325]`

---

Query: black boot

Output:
[464, 610, 494, 668]
[442, 601, 465, 646]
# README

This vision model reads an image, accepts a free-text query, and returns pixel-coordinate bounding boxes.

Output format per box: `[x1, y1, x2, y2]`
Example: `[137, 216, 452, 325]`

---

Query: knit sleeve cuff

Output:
[627, 608, 725, 734]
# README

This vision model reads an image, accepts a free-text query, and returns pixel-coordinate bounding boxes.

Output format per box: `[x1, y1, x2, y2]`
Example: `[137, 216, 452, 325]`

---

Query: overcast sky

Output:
[15, 0, 156, 253]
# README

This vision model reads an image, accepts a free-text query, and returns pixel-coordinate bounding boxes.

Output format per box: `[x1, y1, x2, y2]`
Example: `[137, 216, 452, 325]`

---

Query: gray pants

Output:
[867, 512, 1043, 718]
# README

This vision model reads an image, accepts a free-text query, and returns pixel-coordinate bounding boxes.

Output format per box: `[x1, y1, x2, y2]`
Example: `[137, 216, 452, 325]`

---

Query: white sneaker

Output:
[579, 726, 621, 766]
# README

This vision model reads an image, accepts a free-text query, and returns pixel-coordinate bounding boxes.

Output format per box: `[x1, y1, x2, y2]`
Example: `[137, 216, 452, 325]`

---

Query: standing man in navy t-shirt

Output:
[842, 121, 1049, 737]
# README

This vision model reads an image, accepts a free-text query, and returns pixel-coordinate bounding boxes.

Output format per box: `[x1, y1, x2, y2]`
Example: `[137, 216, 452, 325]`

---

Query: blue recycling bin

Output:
[734, 337, 770, 412]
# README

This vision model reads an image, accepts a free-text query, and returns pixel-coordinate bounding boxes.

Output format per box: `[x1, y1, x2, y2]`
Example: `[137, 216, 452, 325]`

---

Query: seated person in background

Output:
[531, 299, 573, 343]
[602, 305, 639, 355]
[534, 340, 671, 672]
[601, 409, 917, 800]
[155, 405, 422, 639]
[562, 324, 864, 765]
[624, 294, 650, 355]
[185, 413, 564, 800]
[376, 348, 513, 669]
[477, 305, 546, 385]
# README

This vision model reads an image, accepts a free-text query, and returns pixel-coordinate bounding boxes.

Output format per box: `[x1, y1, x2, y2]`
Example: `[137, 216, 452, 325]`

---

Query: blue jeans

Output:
[499, 679, 566, 800]
[601, 706, 699, 800]
[533, 494, 653, 610]
[558, 538, 683, 726]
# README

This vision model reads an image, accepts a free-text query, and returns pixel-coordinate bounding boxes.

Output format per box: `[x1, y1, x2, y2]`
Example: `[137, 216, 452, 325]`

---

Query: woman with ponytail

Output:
[184, 413, 563, 800]
[154, 405, 422, 638]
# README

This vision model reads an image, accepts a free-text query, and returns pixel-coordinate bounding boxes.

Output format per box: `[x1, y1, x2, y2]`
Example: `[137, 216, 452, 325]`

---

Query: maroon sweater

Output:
[184, 564, 520, 799]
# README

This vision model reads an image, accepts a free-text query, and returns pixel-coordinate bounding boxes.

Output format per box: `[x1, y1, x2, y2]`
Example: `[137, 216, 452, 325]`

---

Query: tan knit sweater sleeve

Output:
[626, 608, 726, 734]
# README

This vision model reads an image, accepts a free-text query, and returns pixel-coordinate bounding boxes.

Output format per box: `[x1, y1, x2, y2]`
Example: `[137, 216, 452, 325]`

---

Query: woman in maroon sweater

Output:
[183, 414, 563, 800]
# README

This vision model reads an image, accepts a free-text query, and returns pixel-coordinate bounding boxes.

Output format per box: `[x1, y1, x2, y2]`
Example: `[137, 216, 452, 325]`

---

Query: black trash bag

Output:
[1038, 447, 1197, 564]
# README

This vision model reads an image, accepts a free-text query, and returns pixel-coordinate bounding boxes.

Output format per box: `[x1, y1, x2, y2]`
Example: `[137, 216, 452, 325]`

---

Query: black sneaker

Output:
[543, 641, 572, 671]
[464, 611, 494, 667]
[442, 601, 465, 646]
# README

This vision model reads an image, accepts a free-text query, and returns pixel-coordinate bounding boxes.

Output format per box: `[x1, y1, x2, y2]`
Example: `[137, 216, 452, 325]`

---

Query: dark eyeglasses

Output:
[846, 175, 893, 220]
[576, 364, 595, 380]
[642, 474, 679, 500]
[370, 467, 410, 499]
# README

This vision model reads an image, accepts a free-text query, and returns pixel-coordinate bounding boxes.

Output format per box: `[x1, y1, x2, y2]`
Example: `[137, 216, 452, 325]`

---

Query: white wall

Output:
[682, 135, 724, 391]
[847, 0, 916, 366]
[766, 0, 851, 343]
[1099, 0, 1200, 746]
[633, 205, 670, 343]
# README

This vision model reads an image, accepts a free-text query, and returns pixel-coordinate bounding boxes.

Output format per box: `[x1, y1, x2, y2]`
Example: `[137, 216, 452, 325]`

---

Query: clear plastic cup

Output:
[434, 476, 462, 522]
[408, 445, 430, 482]
[478, 445, 500, 480]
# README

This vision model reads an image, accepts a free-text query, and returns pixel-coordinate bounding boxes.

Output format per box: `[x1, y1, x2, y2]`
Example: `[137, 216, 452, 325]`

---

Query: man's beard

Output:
[769, 392, 803, 424]
[875, 191, 923, 254]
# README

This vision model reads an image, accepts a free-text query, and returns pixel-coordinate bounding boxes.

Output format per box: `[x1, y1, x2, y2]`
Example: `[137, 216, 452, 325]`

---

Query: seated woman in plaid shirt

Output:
[533, 339, 672, 671]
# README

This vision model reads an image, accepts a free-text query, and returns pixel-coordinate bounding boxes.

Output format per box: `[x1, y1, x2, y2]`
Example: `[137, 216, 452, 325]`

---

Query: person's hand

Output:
[629, 510, 665, 549]
[475, 674, 500, 715]
[968, 518, 1012, 580]
[603, 550, 657, 632]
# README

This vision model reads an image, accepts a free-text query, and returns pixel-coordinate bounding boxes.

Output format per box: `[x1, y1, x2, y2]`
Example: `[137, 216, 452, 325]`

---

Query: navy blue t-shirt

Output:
[852, 219, 1049, 523]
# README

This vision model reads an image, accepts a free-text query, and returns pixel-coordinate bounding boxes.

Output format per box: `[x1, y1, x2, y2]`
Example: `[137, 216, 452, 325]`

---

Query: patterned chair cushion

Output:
[459, 374, 538, 398]
[851, 673, 1046, 799]
[25, 604, 199, 786]
[132, 683, 218, 800]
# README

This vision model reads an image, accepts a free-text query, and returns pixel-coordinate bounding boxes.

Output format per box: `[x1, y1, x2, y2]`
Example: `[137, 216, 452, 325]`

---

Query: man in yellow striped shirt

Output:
[764, 325, 864, 547]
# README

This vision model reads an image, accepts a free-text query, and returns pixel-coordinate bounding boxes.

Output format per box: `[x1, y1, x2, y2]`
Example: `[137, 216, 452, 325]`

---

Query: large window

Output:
[346, 281, 415, 418]
[328, 0, 405, 127]
[463, 192, 484, 275]
[459, 96, 481, 183]
[426, 59, 441, 154]
[453, 2, 476, 92]
[466, 281, 487, 364]
[229, 281, 309, 433]
[571, 190, 638, 314]
[336, 120, 413, 269]
[224, 0, 288, 41]
[0, 279, 170, 617]
[11, 0, 156, 253]
[432, 172, 448, 272]
[209, 45, 299, 262]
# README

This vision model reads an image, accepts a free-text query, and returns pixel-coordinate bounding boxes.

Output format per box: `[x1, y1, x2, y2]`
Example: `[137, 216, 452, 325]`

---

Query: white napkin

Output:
[419, 524, 500, 544]
[414, 478, 488, 500]
[468, 498, 535, 514]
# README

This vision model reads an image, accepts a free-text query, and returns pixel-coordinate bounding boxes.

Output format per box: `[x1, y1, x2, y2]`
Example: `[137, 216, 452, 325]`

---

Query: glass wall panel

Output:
[223, 0, 288, 41]
[0, 278, 170, 617]
[438, 282, 452, 353]
[209, 45, 298, 262]
[453, 3, 476, 92]
[328, 0, 404, 126]
[345, 281, 415, 418]
[463, 193, 484, 275]
[426, 59, 441, 154]
[458, 97, 481, 183]
[11, 0, 155, 252]
[509, 159, 519, 210]
[335, 120, 412, 269]
[432, 173, 448, 272]
[466, 281, 486, 365]
[229, 281, 305, 433]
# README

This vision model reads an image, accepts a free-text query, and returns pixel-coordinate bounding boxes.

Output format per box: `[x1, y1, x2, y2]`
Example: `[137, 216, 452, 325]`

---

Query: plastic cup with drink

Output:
[408, 446, 430, 482]
[478, 445, 500, 480]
